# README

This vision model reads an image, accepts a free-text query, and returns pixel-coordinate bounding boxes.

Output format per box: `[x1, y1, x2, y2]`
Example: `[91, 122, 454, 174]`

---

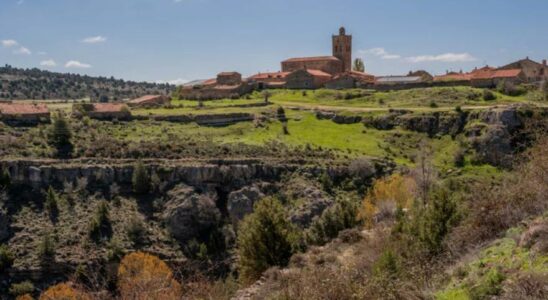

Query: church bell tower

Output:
[332, 27, 352, 72]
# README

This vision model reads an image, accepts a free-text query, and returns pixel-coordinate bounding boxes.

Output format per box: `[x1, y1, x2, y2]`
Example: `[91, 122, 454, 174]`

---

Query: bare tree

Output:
[411, 140, 437, 205]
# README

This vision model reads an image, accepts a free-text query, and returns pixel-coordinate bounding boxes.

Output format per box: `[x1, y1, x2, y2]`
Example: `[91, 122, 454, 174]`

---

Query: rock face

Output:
[0, 207, 8, 242]
[283, 178, 335, 228]
[162, 184, 221, 243]
[227, 184, 265, 225]
[470, 125, 513, 167]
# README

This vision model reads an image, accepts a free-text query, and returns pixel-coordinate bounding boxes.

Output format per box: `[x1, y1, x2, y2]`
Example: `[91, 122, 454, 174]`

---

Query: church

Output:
[281, 27, 353, 75]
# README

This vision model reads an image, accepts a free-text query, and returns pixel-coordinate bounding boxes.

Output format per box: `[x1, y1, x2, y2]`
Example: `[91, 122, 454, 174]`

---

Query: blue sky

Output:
[1, 0, 547, 83]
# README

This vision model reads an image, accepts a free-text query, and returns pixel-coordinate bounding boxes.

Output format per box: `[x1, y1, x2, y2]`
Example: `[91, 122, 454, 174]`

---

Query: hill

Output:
[0, 65, 175, 101]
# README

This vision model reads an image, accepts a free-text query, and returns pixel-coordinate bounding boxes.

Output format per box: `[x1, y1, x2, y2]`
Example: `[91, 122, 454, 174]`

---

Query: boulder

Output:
[283, 178, 334, 227]
[227, 185, 265, 225]
[162, 184, 221, 243]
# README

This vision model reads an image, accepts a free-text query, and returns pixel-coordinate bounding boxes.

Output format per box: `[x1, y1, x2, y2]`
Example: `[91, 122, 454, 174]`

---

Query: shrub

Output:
[118, 252, 182, 299]
[373, 250, 400, 279]
[469, 268, 505, 299]
[132, 161, 151, 195]
[88, 200, 112, 242]
[48, 113, 73, 158]
[358, 174, 416, 228]
[9, 281, 34, 297]
[236, 197, 299, 283]
[453, 147, 466, 167]
[39, 282, 91, 300]
[38, 234, 55, 262]
[126, 216, 146, 246]
[482, 89, 496, 101]
[306, 196, 358, 245]
[429, 101, 438, 108]
[418, 188, 459, 254]
[0, 244, 15, 272]
[455, 105, 463, 113]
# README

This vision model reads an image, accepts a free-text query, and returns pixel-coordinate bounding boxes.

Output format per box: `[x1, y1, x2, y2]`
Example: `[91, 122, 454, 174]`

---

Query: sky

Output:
[1, 0, 547, 84]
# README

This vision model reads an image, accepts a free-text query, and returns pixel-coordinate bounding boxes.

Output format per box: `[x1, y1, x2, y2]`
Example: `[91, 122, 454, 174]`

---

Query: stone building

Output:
[179, 72, 254, 100]
[128, 95, 170, 108]
[470, 69, 525, 88]
[326, 71, 375, 89]
[285, 69, 332, 89]
[498, 57, 548, 82]
[248, 72, 290, 89]
[0, 103, 50, 125]
[281, 27, 353, 75]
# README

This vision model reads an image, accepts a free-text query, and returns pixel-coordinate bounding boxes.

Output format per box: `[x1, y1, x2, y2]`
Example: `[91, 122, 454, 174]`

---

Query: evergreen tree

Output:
[419, 188, 459, 254]
[45, 186, 59, 221]
[132, 161, 150, 195]
[353, 58, 365, 72]
[49, 114, 73, 158]
[236, 197, 298, 283]
[0, 168, 10, 190]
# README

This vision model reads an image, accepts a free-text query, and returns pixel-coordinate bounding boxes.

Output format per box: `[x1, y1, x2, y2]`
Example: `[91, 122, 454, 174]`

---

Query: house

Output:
[325, 71, 375, 89]
[498, 57, 548, 82]
[285, 69, 333, 89]
[179, 72, 254, 100]
[470, 69, 525, 88]
[0, 103, 50, 125]
[408, 70, 434, 82]
[73, 103, 131, 120]
[127, 95, 170, 108]
[248, 72, 290, 89]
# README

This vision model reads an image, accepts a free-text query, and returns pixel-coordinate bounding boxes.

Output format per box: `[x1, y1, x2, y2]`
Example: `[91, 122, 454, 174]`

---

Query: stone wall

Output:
[282, 59, 343, 75]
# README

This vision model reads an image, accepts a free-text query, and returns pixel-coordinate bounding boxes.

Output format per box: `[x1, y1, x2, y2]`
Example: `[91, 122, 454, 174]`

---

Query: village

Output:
[0, 27, 547, 126]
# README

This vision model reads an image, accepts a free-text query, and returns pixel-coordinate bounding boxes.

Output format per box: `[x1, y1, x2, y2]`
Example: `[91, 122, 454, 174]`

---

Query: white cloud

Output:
[40, 59, 57, 67]
[360, 47, 401, 60]
[407, 53, 477, 63]
[156, 78, 189, 85]
[65, 60, 91, 68]
[13, 46, 31, 55]
[82, 36, 107, 44]
[37, 51, 47, 55]
[1, 39, 18, 48]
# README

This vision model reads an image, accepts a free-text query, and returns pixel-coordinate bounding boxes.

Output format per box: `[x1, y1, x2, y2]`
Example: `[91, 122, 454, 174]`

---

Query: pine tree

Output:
[45, 186, 59, 221]
[132, 161, 150, 195]
[236, 197, 298, 283]
[419, 188, 459, 254]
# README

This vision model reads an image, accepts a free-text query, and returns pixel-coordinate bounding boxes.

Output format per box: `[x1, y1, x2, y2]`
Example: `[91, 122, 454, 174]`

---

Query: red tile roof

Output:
[471, 69, 522, 80]
[91, 103, 127, 113]
[218, 72, 240, 76]
[282, 56, 340, 63]
[128, 95, 166, 104]
[333, 71, 375, 82]
[0, 103, 49, 115]
[434, 73, 473, 82]
[249, 72, 290, 80]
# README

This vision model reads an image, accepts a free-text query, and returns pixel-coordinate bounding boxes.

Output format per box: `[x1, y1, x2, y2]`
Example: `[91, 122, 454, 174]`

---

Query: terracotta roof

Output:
[0, 103, 49, 115]
[434, 73, 472, 82]
[91, 103, 127, 113]
[333, 71, 375, 82]
[471, 69, 522, 80]
[128, 95, 166, 104]
[249, 72, 290, 80]
[282, 56, 341, 63]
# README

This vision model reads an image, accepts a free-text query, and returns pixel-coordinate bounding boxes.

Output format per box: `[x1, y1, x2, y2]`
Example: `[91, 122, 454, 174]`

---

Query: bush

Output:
[48, 113, 73, 158]
[454, 147, 466, 167]
[118, 252, 182, 299]
[0, 168, 10, 189]
[126, 216, 146, 246]
[39, 282, 91, 300]
[483, 89, 496, 101]
[38, 234, 55, 262]
[88, 200, 112, 242]
[9, 281, 34, 297]
[418, 188, 459, 254]
[429, 101, 438, 108]
[0, 244, 15, 272]
[132, 161, 151, 195]
[469, 268, 505, 299]
[306, 196, 358, 245]
[236, 197, 299, 283]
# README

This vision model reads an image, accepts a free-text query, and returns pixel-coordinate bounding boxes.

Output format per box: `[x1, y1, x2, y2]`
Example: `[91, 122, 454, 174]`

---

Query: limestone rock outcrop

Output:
[227, 185, 265, 225]
[162, 184, 221, 243]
